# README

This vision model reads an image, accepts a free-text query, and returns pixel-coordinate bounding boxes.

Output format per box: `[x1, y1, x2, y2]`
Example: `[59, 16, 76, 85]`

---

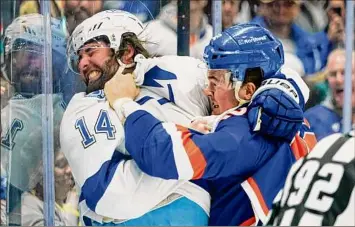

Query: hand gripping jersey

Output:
[122, 102, 316, 225]
[266, 131, 355, 226]
[60, 56, 210, 223]
[1, 94, 65, 191]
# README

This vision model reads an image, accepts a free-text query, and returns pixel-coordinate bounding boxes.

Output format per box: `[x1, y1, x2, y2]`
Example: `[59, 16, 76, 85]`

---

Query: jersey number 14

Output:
[75, 110, 116, 148]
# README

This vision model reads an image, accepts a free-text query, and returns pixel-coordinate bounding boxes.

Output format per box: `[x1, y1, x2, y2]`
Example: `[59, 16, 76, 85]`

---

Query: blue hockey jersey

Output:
[123, 103, 316, 225]
[305, 104, 342, 141]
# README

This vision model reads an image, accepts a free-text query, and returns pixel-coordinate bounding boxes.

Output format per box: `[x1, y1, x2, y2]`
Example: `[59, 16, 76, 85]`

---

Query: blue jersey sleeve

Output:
[124, 110, 279, 180]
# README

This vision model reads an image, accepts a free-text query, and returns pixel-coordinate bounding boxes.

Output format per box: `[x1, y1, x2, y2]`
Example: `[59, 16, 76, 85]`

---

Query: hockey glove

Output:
[247, 76, 305, 143]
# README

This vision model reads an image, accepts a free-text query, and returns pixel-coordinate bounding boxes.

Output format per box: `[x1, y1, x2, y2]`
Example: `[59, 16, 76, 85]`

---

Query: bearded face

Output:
[6, 48, 43, 96]
[85, 56, 119, 94]
[76, 41, 119, 94]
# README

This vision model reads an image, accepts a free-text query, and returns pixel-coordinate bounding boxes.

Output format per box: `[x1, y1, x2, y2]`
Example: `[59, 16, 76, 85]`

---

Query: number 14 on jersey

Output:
[75, 110, 116, 148]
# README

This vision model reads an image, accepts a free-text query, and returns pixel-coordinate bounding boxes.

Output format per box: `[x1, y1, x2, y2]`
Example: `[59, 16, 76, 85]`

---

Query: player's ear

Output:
[121, 44, 135, 64]
[243, 82, 256, 100]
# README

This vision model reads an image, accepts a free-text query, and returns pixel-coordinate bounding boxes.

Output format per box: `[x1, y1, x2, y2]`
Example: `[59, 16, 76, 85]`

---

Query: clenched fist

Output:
[190, 118, 212, 134]
[104, 72, 140, 108]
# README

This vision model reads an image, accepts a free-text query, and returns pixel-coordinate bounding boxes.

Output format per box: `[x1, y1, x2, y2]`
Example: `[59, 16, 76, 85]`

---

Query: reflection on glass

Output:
[0, 13, 68, 226]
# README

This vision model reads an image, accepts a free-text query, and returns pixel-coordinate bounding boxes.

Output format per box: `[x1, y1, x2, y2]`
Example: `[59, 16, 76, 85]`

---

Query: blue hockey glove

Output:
[248, 75, 306, 142]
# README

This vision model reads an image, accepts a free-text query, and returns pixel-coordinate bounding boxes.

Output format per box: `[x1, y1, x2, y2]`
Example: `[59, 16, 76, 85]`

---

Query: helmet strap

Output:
[233, 80, 249, 107]
[116, 58, 136, 75]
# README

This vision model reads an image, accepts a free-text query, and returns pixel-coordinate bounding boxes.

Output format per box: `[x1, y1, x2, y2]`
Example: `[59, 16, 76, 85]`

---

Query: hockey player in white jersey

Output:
[266, 130, 355, 226]
[0, 14, 69, 225]
[62, 10, 211, 226]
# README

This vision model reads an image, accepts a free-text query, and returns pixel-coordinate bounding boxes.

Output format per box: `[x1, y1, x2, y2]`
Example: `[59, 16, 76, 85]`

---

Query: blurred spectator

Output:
[314, 0, 350, 66]
[1, 24, 14, 109]
[22, 151, 78, 226]
[0, 199, 5, 225]
[325, 0, 346, 48]
[103, 0, 160, 23]
[294, 0, 328, 33]
[237, 0, 256, 23]
[305, 49, 355, 140]
[304, 70, 329, 110]
[0, 177, 6, 225]
[211, 0, 255, 30]
[63, 0, 104, 35]
[143, 0, 213, 60]
[222, 0, 241, 30]
[19, 0, 64, 19]
[0, 77, 15, 109]
[252, 0, 328, 76]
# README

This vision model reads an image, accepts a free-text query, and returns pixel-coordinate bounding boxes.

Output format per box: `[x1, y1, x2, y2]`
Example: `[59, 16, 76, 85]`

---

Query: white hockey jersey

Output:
[60, 55, 210, 223]
[133, 55, 210, 118]
[1, 94, 66, 191]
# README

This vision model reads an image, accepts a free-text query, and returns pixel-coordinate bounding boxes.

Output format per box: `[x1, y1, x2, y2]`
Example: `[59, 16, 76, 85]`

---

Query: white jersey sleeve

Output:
[60, 91, 209, 221]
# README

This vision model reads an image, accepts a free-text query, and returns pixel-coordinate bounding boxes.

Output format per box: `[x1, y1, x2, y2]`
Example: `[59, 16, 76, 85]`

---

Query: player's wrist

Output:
[112, 98, 142, 121]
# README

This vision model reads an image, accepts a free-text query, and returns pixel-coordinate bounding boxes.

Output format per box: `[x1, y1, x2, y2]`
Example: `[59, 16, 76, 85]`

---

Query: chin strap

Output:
[233, 80, 249, 107]
[116, 58, 136, 76]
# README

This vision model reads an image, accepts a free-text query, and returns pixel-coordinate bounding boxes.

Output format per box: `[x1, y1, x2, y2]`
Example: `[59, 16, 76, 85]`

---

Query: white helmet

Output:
[67, 9, 145, 74]
[2, 14, 67, 82]
[3, 13, 66, 58]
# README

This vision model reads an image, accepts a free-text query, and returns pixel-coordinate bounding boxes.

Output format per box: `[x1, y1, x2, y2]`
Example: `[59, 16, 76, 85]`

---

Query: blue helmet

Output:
[203, 23, 284, 82]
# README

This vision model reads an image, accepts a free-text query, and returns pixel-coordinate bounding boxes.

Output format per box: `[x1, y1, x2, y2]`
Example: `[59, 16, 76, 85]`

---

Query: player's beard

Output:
[12, 67, 42, 97]
[86, 57, 119, 94]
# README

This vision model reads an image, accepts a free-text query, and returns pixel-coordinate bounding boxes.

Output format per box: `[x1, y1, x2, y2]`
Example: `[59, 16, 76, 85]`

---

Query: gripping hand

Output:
[248, 72, 308, 142]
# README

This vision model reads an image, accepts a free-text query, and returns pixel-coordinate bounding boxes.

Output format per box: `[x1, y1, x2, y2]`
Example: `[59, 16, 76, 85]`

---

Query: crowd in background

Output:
[0, 0, 354, 226]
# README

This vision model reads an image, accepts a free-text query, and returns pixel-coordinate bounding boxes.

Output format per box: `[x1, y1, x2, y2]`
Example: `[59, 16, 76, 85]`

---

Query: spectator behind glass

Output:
[305, 49, 355, 140]
[22, 150, 79, 226]
[294, 0, 328, 33]
[221, 0, 256, 30]
[0, 14, 70, 225]
[63, 0, 103, 35]
[0, 74, 14, 109]
[252, 0, 328, 76]
[143, 0, 213, 60]
[19, 0, 64, 19]
[103, 0, 160, 23]
[314, 0, 352, 66]
[222, 0, 241, 30]
[326, 0, 346, 48]
[0, 177, 6, 225]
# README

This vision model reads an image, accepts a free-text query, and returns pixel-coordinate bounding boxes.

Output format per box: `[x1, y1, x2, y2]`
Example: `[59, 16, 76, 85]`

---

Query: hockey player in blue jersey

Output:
[305, 49, 355, 140]
[104, 23, 317, 225]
